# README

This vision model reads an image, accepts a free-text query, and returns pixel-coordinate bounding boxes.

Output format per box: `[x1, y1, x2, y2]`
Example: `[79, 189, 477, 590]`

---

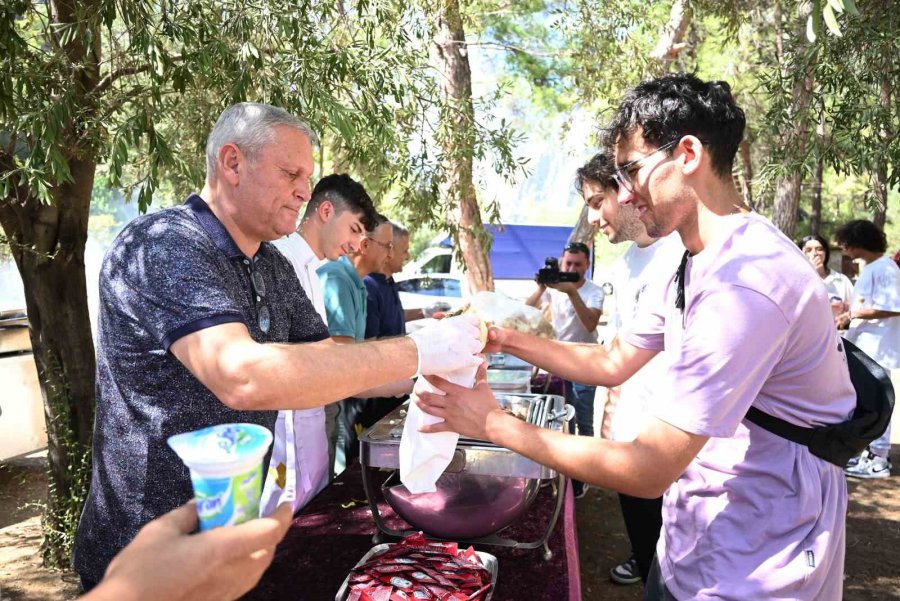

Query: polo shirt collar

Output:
[185, 194, 245, 259]
[339, 256, 366, 288]
[368, 272, 389, 284]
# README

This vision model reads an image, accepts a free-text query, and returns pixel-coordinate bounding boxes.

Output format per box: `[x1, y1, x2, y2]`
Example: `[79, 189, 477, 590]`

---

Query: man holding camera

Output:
[526, 241, 604, 497]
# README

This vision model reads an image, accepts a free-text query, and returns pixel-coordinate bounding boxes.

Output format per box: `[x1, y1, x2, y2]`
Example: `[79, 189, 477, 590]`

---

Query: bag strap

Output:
[744, 406, 816, 447]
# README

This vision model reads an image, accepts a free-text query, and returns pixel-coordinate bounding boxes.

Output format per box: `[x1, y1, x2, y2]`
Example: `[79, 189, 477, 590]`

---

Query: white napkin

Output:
[399, 364, 479, 494]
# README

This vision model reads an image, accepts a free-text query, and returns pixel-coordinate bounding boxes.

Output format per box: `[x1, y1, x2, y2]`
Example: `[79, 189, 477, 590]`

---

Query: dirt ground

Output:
[1, 452, 899, 601]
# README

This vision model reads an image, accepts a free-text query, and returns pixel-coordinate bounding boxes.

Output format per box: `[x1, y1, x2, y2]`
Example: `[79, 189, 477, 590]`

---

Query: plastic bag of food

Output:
[466, 291, 555, 339]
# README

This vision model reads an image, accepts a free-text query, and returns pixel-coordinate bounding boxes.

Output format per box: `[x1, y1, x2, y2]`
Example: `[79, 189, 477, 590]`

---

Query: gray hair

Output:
[391, 221, 409, 239]
[205, 102, 319, 179]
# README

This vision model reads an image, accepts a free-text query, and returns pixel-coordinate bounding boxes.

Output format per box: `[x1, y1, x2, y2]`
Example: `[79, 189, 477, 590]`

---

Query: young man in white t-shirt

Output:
[835, 219, 900, 479]
[577, 151, 682, 585]
[526, 241, 604, 498]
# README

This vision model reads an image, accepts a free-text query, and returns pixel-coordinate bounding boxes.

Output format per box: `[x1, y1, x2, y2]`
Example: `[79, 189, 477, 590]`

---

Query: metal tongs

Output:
[547, 404, 576, 424]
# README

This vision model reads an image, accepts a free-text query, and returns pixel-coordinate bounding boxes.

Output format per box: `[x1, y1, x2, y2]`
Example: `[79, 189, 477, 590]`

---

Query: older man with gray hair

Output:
[73, 102, 483, 590]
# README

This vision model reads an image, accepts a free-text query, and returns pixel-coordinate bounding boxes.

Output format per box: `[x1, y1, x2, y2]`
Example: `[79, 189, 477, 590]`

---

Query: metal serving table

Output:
[358, 393, 572, 558]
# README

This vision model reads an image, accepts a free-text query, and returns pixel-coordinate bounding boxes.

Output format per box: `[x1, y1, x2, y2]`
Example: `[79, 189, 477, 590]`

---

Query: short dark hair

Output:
[563, 241, 591, 262]
[800, 233, 832, 265]
[608, 73, 745, 178]
[834, 220, 888, 254]
[369, 212, 390, 233]
[575, 152, 618, 195]
[305, 173, 378, 231]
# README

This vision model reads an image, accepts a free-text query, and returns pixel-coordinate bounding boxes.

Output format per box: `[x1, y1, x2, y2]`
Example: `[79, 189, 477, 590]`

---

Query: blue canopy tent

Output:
[440, 224, 586, 280]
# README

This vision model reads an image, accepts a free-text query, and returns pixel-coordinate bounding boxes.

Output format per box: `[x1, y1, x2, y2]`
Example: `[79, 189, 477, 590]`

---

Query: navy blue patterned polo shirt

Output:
[73, 195, 328, 586]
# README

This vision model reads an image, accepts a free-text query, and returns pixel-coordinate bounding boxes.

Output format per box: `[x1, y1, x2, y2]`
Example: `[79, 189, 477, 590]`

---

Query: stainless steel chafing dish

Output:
[359, 393, 572, 557]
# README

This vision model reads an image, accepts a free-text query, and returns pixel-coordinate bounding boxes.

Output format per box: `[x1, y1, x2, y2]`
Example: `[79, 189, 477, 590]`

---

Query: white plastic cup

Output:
[168, 423, 274, 531]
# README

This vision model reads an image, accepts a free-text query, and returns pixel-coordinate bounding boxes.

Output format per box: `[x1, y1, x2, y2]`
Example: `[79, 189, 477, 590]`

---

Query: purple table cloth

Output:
[242, 462, 581, 601]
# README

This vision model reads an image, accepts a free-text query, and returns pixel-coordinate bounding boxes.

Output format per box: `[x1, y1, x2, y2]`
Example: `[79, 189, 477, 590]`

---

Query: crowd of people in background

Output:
[72, 72, 899, 601]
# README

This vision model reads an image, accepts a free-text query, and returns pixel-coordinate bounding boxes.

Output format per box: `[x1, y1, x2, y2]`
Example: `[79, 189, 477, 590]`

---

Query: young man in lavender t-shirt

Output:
[414, 74, 855, 600]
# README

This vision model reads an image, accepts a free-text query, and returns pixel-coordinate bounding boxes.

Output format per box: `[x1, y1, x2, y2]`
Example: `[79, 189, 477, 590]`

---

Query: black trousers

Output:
[618, 492, 664, 583]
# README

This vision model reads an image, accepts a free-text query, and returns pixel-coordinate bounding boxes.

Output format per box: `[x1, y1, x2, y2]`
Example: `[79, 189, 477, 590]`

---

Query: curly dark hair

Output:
[834, 220, 888, 254]
[305, 173, 378, 231]
[574, 152, 618, 195]
[607, 73, 745, 178]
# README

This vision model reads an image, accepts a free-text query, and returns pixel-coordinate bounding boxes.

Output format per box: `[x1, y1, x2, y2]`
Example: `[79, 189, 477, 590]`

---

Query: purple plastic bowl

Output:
[382, 471, 540, 540]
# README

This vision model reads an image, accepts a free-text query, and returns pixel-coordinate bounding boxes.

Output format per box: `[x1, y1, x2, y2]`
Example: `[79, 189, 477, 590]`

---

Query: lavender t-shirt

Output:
[625, 213, 855, 600]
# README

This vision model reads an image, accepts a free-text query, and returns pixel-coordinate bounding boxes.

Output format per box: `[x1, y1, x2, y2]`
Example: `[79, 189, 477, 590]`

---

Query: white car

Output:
[395, 273, 468, 314]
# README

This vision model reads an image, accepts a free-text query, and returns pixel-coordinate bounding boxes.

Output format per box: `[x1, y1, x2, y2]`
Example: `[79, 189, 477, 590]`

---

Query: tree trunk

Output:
[808, 112, 826, 236]
[0, 163, 97, 569]
[651, 0, 692, 74]
[433, 0, 494, 292]
[568, 205, 597, 247]
[810, 157, 823, 236]
[772, 1, 815, 238]
[0, 0, 100, 567]
[737, 140, 754, 210]
[872, 45, 892, 229]
[773, 0, 785, 62]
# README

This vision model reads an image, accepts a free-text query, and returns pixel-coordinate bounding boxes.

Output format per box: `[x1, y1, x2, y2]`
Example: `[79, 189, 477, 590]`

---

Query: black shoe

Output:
[610, 556, 641, 585]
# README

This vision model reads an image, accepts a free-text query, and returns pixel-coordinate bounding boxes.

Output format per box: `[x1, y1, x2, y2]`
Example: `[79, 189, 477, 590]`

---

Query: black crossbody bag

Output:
[744, 338, 895, 467]
[673, 251, 895, 467]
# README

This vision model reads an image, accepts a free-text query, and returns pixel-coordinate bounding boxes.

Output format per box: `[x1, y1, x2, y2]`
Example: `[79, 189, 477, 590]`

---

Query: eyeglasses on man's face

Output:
[614, 139, 679, 193]
[368, 238, 394, 253]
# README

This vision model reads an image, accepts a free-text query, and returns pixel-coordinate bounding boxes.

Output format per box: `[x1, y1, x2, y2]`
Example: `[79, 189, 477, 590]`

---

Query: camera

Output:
[535, 257, 579, 286]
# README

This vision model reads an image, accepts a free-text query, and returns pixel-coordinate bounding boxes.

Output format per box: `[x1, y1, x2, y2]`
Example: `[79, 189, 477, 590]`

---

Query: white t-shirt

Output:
[823, 269, 853, 305]
[541, 279, 604, 343]
[607, 234, 683, 442]
[846, 256, 900, 369]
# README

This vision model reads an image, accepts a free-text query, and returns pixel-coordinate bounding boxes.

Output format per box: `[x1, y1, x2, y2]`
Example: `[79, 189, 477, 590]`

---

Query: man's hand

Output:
[546, 281, 578, 295]
[835, 311, 852, 330]
[88, 502, 293, 601]
[408, 314, 485, 375]
[416, 363, 508, 441]
[482, 325, 508, 354]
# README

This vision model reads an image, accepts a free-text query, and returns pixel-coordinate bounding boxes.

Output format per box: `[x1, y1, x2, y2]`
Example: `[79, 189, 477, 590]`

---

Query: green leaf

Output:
[842, 0, 860, 16]
[827, 0, 844, 13]
[823, 4, 843, 37]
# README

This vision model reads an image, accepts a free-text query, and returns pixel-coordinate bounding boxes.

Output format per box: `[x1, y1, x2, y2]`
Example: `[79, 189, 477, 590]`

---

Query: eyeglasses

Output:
[614, 140, 679, 193]
[367, 238, 393, 253]
[564, 242, 590, 255]
[244, 259, 270, 334]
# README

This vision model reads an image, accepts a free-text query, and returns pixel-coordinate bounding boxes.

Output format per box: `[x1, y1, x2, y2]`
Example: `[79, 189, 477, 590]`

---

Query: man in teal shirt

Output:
[318, 214, 394, 472]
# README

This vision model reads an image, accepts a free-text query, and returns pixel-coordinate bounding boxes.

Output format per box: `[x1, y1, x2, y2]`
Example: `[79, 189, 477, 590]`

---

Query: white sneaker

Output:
[845, 452, 891, 479]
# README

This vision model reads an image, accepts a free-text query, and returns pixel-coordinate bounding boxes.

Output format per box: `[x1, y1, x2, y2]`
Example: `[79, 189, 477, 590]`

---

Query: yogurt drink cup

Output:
[168, 423, 273, 530]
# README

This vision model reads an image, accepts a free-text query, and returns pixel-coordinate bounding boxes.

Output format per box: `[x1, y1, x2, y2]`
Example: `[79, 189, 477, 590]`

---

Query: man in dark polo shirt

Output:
[364, 221, 409, 339]
[73, 102, 484, 590]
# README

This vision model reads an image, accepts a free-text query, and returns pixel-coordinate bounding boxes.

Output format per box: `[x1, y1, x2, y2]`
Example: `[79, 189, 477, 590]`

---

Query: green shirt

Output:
[317, 256, 367, 340]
